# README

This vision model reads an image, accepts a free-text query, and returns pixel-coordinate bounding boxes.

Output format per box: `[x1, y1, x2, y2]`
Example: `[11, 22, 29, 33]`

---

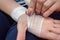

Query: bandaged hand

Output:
[40, 18, 60, 40]
[17, 14, 60, 40]
[28, 14, 60, 40]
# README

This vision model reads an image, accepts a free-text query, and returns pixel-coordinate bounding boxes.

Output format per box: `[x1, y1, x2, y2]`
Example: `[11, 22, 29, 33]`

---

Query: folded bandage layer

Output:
[28, 14, 44, 37]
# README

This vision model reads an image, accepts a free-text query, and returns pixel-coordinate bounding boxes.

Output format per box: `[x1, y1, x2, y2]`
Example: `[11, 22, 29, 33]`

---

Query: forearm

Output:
[17, 30, 26, 40]
[17, 14, 28, 40]
[0, 0, 21, 15]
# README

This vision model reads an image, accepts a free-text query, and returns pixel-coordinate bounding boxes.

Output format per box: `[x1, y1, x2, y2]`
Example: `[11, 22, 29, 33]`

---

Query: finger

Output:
[43, 3, 58, 17]
[27, 0, 37, 16]
[50, 28, 60, 34]
[53, 20, 60, 24]
[44, 32, 58, 40]
[26, 8, 34, 16]
[48, 32, 57, 40]
[36, 0, 46, 15]
[53, 24, 60, 28]
[42, 0, 56, 13]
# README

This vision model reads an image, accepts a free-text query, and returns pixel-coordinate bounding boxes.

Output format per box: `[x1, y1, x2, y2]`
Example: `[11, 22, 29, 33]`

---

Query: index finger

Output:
[27, 0, 37, 16]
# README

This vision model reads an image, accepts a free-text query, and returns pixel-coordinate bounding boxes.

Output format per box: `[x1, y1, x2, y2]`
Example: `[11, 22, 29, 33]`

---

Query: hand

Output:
[17, 14, 28, 40]
[27, 0, 60, 17]
[17, 14, 60, 40]
[40, 18, 60, 40]
[41, 0, 60, 17]
[29, 15, 60, 40]
[26, 0, 45, 15]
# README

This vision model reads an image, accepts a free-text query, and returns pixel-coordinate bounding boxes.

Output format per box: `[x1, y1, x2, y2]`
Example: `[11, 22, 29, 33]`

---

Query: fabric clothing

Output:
[0, 11, 43, 40]
[5, 11, 60, 40]
[5, 0, 44, 40]
[15, 0, 28, 8]
[5, 24, 44, 40]
[0, 11, 13, 40]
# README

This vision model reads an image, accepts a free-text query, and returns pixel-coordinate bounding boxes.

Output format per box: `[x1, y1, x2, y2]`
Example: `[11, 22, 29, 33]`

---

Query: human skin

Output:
[27, 0, 60, 17]
[17, 14, 60, 40]
[17, 14, 28, 40]
[26, 0, 60, 40]
[0, 0, 60, 40]
[0, 0, 20, 15]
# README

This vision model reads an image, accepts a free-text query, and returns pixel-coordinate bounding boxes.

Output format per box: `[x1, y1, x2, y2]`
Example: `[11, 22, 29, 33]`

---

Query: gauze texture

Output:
[10, 7, 27, 21]
[27, 14, 44, 37]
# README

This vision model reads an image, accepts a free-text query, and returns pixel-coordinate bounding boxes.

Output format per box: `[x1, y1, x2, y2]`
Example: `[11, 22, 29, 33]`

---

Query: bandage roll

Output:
[10, 6, 27, 21]
[28, 14, 44, 37]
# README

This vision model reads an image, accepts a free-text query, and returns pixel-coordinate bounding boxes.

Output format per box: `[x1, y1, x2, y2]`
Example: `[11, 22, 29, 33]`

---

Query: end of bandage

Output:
[10, 6, 27, 22]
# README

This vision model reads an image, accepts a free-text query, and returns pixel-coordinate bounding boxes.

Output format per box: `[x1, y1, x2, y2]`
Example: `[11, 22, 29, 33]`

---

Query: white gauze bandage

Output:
[10, 6, 44, 37]
[10, 6, 27, 21]
[27, 14, 44, 37]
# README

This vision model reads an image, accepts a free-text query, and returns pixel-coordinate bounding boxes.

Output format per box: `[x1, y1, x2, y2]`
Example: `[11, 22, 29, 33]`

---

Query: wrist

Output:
[27, 14, 44, 37]
[17, 30, 26, 40]
[10, 6, 27, 22]
[18, 29, 26, 33]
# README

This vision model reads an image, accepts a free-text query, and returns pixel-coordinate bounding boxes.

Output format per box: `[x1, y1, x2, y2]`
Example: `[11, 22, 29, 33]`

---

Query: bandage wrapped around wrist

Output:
[10, 6, 27, 21]
[28, 14, 44, 37]
[10, 6, 44, 37]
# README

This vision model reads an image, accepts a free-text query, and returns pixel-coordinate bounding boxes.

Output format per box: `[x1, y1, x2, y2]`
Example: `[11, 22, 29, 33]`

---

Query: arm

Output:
[0, 0, 27, 21]
[17, 14, 60, 40]
[0, 0, 20, 15]
[17, 14, 28, 40]
[17, 28, 26, 40]
[1, 0, 60, 40]
[0, 0, 27, 40]
[17, 25, 27, 40]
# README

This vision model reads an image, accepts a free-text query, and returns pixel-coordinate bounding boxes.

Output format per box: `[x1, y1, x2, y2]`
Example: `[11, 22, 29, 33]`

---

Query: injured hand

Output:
[17, 14, 60, 40]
